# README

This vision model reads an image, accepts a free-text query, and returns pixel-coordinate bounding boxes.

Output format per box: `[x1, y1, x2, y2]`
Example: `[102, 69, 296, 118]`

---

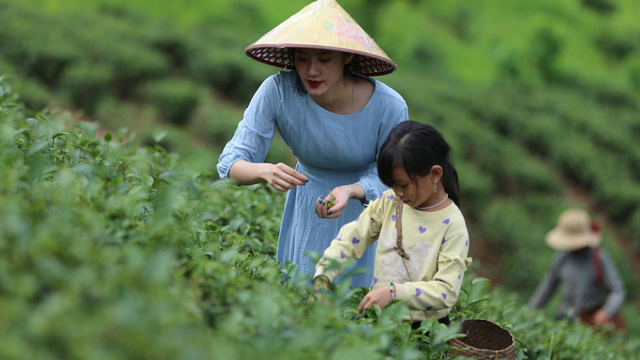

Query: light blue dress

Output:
[217, 71, 408, 288]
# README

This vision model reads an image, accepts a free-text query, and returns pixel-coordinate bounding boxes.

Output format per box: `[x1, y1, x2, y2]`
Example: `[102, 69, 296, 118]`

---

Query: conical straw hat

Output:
[246, 0, 396, 76]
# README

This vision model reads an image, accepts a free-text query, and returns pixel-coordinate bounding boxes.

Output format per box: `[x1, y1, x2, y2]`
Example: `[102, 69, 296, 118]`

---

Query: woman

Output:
[216, 0, 409, 288]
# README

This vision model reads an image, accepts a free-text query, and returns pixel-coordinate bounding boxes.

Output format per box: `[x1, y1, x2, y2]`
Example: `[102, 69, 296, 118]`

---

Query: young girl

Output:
[311, 121, 471, 325]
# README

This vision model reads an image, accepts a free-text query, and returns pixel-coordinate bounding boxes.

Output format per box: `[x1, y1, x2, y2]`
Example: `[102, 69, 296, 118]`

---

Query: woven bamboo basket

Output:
[446, 319, 516, 360]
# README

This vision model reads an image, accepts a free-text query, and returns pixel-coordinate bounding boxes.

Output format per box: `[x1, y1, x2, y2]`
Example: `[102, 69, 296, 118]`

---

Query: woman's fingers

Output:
[275, 163, 307, 185]
[315, 196, 328, 217]
[267, 163, 308, 191]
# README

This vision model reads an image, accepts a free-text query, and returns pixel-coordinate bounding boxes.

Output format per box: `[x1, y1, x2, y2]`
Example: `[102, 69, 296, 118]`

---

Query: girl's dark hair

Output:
[377, 121, 461, 207]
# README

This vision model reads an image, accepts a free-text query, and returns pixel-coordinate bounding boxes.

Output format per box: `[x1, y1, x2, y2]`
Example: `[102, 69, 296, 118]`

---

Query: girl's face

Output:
[293, 49, 352, 97]
[391, 165, 439, 209]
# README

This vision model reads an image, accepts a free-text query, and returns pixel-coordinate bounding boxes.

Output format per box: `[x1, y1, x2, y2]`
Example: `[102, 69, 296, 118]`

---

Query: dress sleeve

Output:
[216, 75, 280, 179]
[356, 101, 408, 203]
[395, 230, 471, 311]
[599, 249, 626, 316]
[314, 198, 384, 282]
[528, 253, 563, 309]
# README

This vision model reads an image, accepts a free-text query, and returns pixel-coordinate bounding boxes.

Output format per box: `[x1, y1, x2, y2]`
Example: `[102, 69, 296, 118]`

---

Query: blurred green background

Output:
[2, 0, 639, 337]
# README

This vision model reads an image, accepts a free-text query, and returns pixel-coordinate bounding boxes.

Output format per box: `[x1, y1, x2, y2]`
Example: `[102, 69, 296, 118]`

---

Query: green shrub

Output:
[626, 209, 640, 252]
[0, 6, 81, 87]
[186, 28, 275, 103]
[528, 28, 564, 83]
[595, 181, 640, 223]
[455, 161, 495, 218]
[137, 78, 201, 127]
[84, 38, 170, 98]
[479, 200, 556, 292]
[191, 97, 244, 145]
[581, 0, 617, 15]
[143, 26, 193, 69]
[93, 97, 158, 134]
[10, 78, 50, 112]
[0, 70, 50, 111]
[478, 286, 640, 360]
[60, 62, 114, 115]
[629, 56, 640, 92]
[594, 32, 636, 62]
[0, 60, 16, 78]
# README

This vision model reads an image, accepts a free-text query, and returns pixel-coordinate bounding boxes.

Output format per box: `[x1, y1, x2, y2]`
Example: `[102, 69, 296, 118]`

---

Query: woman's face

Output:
[293, 49, 352, 97]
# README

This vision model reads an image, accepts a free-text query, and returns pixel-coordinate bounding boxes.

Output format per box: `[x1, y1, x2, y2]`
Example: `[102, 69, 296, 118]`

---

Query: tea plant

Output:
[0, 79, 464, 359]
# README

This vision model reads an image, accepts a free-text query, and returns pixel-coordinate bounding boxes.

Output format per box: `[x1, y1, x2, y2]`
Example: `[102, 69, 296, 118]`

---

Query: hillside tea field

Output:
[2, 0, 640, 357]
[1, 0, 638, 278]
[2, 78, 640, 359]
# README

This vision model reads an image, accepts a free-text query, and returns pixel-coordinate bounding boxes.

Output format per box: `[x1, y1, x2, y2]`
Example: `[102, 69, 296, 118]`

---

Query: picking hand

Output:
[308, 276, 330, 306]
[358, 286, 392, 313]
[315, 186, 351, 219]
[263, 163, 308, 192]
[592, 309, 611, 326]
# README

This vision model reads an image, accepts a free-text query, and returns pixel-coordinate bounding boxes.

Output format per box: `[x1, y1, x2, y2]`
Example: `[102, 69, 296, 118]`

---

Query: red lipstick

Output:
[307, 80, 322, 89]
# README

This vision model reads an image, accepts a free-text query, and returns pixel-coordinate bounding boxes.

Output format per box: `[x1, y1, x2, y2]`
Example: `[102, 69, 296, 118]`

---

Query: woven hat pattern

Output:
[246, 0, 396, 76]
[545, 208, 601, 251]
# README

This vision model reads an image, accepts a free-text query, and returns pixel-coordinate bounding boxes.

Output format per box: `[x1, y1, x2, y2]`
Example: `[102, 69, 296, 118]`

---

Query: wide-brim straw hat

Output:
[545, 208, 601, 251]
[245, 0, 397, 76]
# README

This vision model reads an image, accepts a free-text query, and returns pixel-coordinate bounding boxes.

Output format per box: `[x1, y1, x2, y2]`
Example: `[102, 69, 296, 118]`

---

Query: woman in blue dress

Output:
[216, 0, 408, 288]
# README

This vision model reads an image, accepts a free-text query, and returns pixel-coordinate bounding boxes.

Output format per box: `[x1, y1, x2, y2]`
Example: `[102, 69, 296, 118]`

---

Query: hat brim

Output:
[545, 228, 601, 251]
[245, 0, 397, 76]
[245, 44, 397, 76]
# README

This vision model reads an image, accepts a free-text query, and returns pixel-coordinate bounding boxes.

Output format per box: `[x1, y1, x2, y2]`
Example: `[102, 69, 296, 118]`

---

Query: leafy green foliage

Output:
[2, 0, 640, 357]
[136, 78, 202, 126]
[0, 80, 455, 359]
[60, 62, 115, 115]
[2, 80, 640, 358]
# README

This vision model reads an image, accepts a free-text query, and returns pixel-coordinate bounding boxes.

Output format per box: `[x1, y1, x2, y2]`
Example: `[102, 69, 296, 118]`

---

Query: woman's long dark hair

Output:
[377, 121, 461, 207]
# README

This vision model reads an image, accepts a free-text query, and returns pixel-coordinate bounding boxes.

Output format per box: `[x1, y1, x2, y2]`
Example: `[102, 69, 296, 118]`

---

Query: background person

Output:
[528, 208, 626, 330]
[216, 0, 409, 288]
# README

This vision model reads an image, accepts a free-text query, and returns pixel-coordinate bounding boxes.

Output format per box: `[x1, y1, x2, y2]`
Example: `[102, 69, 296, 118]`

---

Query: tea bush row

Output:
[4, 0, 639, 336]
[385, 72, 639, 296]
[0, 1, 271, 122]
[0, 79, 457, 360]
[3, 74, 640, 359]
[460, 82, 640, 251]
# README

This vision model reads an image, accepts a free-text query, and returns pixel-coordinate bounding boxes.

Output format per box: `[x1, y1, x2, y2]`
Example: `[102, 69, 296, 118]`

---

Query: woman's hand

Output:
[261, 162, 308, 192]
[315, 184, 364, 219]
[228, 161, 307, 191]
[358, 286, 392, 313]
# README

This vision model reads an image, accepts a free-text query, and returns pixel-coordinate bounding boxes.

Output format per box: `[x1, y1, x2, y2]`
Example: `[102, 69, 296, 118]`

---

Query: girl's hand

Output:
[358, 286, 392, 313]
[262, 163, 308, 192]
[308, 276, 330, 306]
[315, 185, 364, 219]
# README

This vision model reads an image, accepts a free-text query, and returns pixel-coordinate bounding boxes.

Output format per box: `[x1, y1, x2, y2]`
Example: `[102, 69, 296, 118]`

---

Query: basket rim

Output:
[447, 318, 516, 355]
